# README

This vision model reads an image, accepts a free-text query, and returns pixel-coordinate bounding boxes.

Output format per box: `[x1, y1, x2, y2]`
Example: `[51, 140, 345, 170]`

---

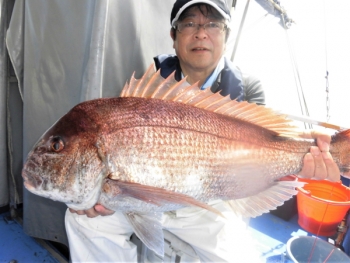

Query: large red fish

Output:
[22, 65, 350, 256]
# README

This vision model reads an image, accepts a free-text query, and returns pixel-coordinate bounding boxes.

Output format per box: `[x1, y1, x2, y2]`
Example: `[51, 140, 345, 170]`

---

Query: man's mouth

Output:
[192, 47, 208, 51]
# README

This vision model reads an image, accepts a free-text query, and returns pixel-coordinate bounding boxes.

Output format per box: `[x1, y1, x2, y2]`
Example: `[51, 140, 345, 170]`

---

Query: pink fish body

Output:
[22, 65, 350, 256]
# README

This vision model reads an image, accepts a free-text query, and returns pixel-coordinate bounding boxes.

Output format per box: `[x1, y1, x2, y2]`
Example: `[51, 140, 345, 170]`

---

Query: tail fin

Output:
[332, 129, 350, 178]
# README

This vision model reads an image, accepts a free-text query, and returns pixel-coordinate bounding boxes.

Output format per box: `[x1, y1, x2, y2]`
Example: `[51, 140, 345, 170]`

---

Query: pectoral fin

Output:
[103, 178, 223, 217]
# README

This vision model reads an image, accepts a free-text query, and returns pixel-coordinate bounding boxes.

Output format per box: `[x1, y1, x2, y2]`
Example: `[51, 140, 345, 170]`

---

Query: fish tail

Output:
[332, 129, 350, 177]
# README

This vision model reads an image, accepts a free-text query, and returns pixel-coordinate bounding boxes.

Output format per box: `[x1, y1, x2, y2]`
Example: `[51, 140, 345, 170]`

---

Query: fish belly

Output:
[100, 124, 310, 212]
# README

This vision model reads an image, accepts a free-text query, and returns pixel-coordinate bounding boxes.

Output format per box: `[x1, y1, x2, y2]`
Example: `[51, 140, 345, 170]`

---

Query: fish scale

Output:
[22, 65, 350, 256]
[99, 103, 303, 201]
[107, 125, 216, 193]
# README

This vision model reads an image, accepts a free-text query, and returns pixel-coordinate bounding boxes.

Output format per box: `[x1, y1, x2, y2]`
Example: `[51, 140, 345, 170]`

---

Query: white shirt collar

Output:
[181, 56, 225, 90]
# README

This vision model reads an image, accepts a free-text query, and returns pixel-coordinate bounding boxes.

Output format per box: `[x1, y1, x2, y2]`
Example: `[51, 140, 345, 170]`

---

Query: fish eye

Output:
[50, 137, 64, 152]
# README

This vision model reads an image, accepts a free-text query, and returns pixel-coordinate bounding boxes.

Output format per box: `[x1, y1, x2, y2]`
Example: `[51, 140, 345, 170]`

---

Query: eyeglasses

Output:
[175, 21, 227, 35]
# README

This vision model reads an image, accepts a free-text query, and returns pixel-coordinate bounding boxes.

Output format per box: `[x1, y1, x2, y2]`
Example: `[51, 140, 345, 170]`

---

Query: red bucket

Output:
[297, 178, 350, 236]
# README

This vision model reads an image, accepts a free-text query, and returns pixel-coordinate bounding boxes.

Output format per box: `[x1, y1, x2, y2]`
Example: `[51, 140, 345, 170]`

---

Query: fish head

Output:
[22, 103, 106, 210]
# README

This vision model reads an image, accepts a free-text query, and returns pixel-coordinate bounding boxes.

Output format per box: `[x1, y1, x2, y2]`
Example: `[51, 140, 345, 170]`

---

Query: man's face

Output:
[172, 5, 227, 75]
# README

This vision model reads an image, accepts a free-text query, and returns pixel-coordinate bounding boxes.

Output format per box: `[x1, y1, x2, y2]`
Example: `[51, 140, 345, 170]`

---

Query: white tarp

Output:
[0, 0, 8, 208]
[7, 0, 179, 245]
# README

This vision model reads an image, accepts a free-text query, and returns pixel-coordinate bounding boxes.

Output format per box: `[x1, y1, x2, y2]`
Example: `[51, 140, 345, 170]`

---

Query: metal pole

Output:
[231, 0, 250, 62]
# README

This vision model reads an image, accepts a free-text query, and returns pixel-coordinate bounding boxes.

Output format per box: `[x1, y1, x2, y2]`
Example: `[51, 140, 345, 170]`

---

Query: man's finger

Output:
[299, 130, 331, 148]
[322, 151, 341, 181]
[311, 146, 327, 180]
[69, 208, 86, 215]
[85, 207, 101, 218]
[94, 204, 115, 216]
[298, 153, 315, 178]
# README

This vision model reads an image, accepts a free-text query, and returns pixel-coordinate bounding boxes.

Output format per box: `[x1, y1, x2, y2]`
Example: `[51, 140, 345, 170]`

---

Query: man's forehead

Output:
[181, 5, 223, 20]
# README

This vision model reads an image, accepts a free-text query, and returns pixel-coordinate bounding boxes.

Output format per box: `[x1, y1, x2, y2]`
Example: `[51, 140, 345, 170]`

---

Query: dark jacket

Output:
[154, 54, 265, 105]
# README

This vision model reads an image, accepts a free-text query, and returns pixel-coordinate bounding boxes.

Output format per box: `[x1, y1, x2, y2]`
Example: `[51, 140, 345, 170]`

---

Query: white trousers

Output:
[65, 201, 262, 263]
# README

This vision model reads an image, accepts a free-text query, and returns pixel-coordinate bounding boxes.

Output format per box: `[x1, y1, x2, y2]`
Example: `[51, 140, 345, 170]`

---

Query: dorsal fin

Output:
[121, 64, 301, 137]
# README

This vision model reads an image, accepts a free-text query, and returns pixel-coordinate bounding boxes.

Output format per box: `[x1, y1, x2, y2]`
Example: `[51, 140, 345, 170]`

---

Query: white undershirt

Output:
[181, 56, 225, 90]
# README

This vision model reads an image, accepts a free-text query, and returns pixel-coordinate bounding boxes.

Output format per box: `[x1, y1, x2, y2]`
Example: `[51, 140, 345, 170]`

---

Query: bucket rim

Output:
[296, 178, 350, 206]
[286, 236, 350, 263]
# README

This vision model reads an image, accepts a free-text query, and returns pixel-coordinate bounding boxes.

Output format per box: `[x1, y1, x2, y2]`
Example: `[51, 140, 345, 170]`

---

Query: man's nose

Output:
[194, 25, 207, 38]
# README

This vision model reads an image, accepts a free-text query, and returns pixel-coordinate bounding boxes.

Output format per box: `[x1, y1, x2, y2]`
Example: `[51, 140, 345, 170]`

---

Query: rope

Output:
[281, 13, 312, 129]
[6, 70, 20, 208]
[323, 0, 330, 122]
[325, 71, 330, 122]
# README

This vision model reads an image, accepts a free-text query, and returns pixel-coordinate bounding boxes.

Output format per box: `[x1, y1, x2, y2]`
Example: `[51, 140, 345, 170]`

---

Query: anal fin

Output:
[124, 212, 164, 257]
[227, 180, 306, 218]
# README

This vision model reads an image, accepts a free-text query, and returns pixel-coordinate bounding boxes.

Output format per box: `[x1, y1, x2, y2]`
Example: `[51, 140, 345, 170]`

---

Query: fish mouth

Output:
[23, 180, 36, 192]
[22, 167, 43, 192]
[22, 169, 66, 202]
[22, 152, 49, 191]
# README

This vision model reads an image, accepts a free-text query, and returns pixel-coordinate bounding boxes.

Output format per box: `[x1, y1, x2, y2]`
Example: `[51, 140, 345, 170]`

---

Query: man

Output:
[66, 0, 340, 262]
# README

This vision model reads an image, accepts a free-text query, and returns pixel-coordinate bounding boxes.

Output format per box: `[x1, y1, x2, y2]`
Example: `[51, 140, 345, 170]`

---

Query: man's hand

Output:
[69, 204, 115, 218]
[298, 130, 340, 181]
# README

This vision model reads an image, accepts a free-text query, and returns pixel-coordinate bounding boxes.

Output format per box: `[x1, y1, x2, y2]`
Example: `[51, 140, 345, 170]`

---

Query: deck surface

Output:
[1, 176, 350, 262]
[0, 212, 66, 263]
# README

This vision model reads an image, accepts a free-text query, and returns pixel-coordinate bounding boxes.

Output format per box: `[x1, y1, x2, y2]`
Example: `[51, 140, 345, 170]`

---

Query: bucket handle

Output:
[298, 187, 311, 196]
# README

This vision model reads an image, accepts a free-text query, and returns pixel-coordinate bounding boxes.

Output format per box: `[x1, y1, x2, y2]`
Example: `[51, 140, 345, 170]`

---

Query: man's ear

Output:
[170, 28, 176, 41]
